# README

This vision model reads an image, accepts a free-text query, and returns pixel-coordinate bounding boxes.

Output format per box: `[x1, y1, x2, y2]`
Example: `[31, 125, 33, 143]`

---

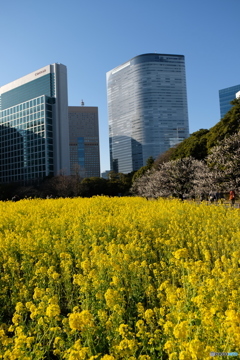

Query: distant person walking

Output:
[229, 190, 236, 206]
[209, 191, 216, 203]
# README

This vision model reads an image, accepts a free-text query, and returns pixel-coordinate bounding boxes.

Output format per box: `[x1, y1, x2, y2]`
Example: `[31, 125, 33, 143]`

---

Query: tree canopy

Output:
[170, 129, 209, 160]
[132, 156, 155, 182]
[132, 131, 240, 199]
[131, 157, 203, 199]
[158, 98, 240, 162]
[207, 131, 240, 192]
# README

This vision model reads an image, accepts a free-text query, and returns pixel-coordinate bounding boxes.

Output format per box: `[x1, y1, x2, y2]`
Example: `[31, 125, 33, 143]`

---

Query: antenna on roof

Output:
[81, 99, 84, 106]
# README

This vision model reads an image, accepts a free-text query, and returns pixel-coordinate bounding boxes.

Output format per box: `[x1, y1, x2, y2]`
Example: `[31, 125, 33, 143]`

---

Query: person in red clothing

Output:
[229, 190, 236, 206]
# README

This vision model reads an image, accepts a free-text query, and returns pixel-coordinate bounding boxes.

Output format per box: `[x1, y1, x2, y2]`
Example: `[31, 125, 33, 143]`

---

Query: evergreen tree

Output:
[132, 156, 155, 182]
[171, 129, 209, 160]
[168, 98, 240, 161]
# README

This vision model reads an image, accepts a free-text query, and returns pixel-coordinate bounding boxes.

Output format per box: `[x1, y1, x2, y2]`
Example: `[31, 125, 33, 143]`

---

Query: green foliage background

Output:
[166, 98, 240, 161]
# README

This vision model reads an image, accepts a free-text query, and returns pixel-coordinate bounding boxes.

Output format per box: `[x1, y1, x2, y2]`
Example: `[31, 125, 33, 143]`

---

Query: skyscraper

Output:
[68, 106, 100, 178]
[0, 63, 70, 184]
[219, 84, 240, 118]
[107, 53, 189, 173]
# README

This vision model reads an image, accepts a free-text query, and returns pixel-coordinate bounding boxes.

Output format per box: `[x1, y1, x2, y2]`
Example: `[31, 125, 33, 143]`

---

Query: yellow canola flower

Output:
[104, 288, 123, 308]
[188, 338, 204, 359]
[163, 320, 174, 335]
[33, 287, 45, 300]
[169, 352, 178, 360]
[1, 197, 240, 358]
[144, 309, 154, 324]
[110, 275, 119, 286]
[46, 304, 61, 318]
[173, 321, 188, 339]
[118, 323, 130, 337]
[12, 314, 22, 326]
[225, 309, 240, 321]
[15, 302, 24, 313]
[69, 310, 94, 331]
[68, 348, 89, 360]
[26, 336, 35, 348]
[114, 338, 138, 356]
[63, 339, 89, 360]
[173, 248, 189, 259]
[179, 350, 191, 360]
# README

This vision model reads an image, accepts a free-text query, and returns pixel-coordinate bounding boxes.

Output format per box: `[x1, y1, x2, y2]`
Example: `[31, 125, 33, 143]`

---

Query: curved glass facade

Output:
[219, 84, 240, 118]
[107, 53, 189, 173]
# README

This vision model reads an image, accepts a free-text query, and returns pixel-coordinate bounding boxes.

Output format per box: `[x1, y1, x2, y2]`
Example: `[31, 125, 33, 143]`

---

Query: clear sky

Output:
[1, 0, 240, 173]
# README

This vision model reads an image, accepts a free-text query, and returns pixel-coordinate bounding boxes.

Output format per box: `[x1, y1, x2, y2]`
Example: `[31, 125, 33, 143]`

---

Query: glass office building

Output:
[219, 84, 240, 118]
[68, 106, 100, 178]
[0, 63, 70, 184]
[107, 53, 189, 173]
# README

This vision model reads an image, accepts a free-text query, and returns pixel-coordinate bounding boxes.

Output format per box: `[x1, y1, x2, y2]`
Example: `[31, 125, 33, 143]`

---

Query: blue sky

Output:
[1, 0, 240, 172]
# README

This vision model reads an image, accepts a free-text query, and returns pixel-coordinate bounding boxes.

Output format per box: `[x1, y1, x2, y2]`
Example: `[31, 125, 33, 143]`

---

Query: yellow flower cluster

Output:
[0, 197, 240, 359]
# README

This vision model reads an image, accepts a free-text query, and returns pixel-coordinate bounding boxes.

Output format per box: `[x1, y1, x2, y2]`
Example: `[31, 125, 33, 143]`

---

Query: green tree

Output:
[154, 147, 176, 168]
[80, 177, 108, 197]
[169, 98, 240, 161]
[206, 98, 240, 149]
[107, 171, 134, 196]
[132, 156, 155, 182]
[171, 129, 209, 160]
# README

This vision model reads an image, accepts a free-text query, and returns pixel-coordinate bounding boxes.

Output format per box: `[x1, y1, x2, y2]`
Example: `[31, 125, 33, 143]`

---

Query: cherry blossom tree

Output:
[206, 131, 240, 193]
[132, 157, 203, 199]
[132, 132, 240, 199]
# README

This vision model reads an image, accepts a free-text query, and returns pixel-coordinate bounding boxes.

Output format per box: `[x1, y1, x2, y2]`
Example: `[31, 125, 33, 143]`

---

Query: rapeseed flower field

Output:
[0, 197, 239, 359]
